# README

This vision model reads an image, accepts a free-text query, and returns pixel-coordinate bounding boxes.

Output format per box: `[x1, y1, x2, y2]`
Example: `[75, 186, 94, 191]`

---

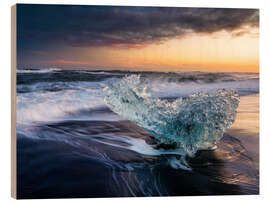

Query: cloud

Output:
[47, 59, 89, 65]
[17, 4, 259, 48]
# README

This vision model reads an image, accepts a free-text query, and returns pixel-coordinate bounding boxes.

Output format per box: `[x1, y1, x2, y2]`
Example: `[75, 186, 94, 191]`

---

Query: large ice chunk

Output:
[104, 75, 240, 156]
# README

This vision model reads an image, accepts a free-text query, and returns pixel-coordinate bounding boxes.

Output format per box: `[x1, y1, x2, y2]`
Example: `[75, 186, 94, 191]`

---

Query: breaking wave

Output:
[16, 68, 61, 73]
[104, 75, 240, 156]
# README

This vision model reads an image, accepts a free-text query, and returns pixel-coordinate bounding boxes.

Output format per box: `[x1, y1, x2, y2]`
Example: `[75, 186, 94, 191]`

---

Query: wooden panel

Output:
[11, 4, 17, 199]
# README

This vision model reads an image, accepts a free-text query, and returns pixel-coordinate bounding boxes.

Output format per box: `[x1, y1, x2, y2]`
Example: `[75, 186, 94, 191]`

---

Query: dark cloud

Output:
[17, 4, 259, 49]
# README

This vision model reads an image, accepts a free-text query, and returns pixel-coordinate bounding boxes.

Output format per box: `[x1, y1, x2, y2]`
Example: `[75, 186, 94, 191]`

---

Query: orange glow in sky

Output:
[43, 29, 259, 73]
[18, 5, 259, 73]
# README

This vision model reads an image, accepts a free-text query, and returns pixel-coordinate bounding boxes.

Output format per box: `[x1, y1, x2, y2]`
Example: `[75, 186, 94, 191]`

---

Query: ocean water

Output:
[16, 69, 259, 198]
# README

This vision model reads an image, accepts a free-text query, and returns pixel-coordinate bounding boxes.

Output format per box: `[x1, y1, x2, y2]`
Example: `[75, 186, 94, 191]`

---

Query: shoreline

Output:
[227, 93, 259, 170]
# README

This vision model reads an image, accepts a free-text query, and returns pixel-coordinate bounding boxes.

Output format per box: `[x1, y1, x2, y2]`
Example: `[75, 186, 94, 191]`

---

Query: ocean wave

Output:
[104, 75, 240, 156]
[17, 68, 61, 73]
[16, 87, 111, 125]
[17, 81, 106, 93]
[137, 71, 259, 84]
[83, 71, 124, 75]
[16, 71, 257, 127]
[149, 78, 259, 98]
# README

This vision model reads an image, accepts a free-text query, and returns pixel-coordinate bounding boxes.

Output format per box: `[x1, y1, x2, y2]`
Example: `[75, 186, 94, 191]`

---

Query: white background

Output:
[0, 0, 269, 202]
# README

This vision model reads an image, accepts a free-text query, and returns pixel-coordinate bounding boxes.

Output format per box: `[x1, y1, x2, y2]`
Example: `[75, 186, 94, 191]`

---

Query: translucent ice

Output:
[104, 75, 240, 157]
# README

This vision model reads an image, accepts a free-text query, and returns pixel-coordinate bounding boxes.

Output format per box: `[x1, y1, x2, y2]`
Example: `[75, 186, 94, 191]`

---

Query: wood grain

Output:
[11, 4, 17, 199]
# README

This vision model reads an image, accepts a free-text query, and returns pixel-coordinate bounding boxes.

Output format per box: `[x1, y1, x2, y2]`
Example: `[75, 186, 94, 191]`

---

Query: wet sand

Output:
[17, 94, 259, 198]
[228, 94, 259, 170]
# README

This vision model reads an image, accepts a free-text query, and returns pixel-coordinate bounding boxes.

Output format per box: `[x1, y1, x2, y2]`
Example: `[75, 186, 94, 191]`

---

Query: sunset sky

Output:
[17, 4, 259, 72]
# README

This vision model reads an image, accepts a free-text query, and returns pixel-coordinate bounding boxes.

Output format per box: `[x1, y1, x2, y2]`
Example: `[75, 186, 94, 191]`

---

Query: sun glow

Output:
[38, 29, 259, 73]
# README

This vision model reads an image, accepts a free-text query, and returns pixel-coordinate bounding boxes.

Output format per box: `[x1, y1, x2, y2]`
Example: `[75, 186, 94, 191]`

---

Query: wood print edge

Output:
[11, 4, 17, 199]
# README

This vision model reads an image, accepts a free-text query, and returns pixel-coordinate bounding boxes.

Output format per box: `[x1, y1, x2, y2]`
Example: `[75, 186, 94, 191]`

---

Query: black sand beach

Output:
[16, 70, 259, 198]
